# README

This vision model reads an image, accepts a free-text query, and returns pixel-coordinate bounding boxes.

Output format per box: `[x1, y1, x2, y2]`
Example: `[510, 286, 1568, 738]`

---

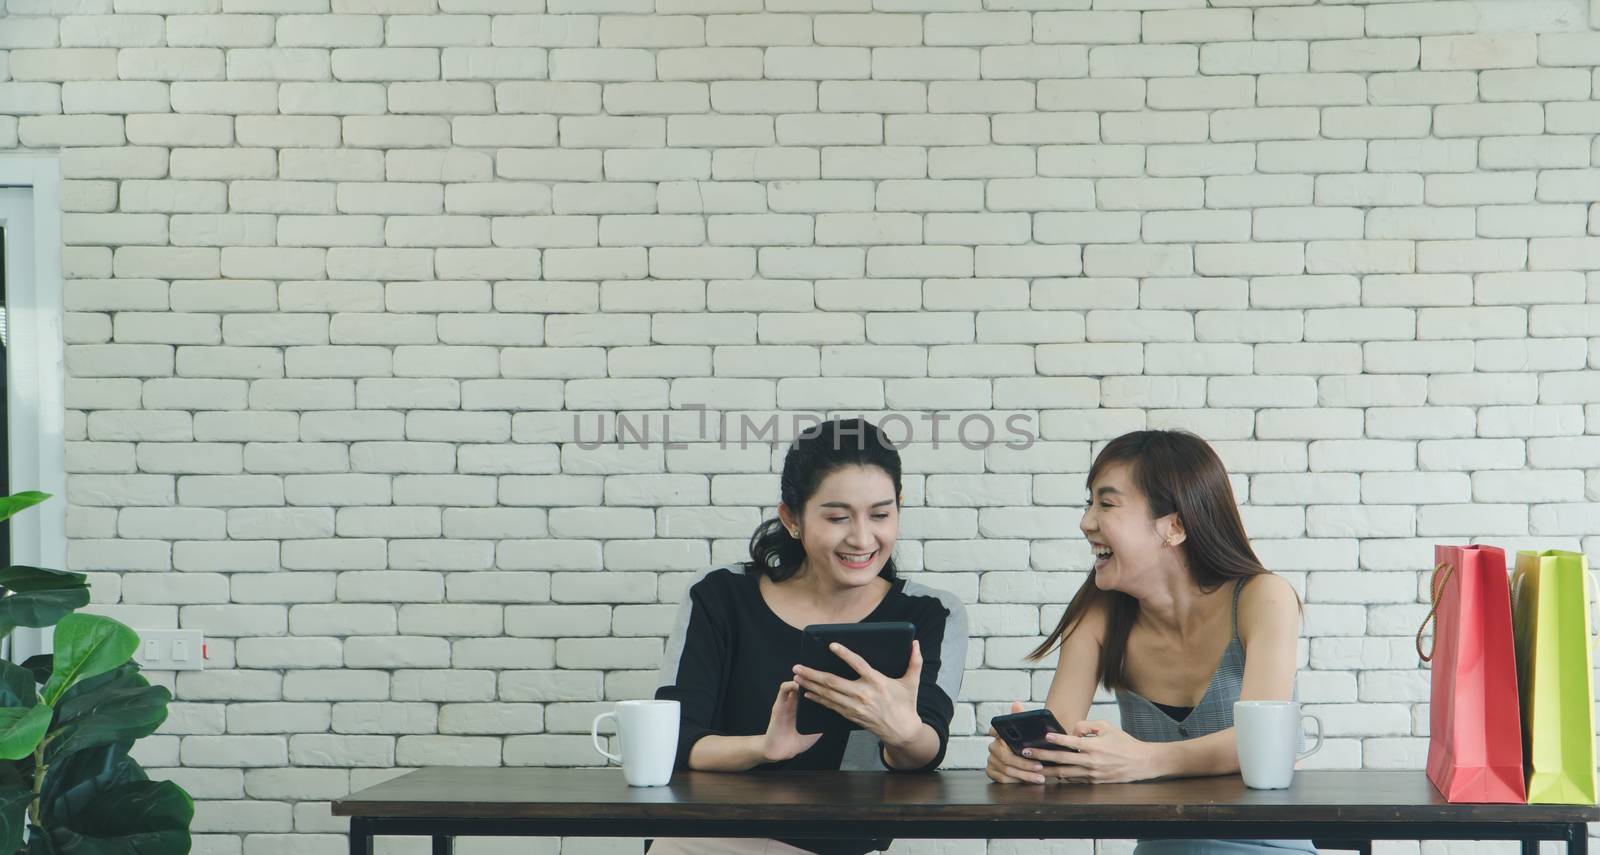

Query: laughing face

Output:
[779, 465, 898, 589]
[1080, 460, 1184, 592]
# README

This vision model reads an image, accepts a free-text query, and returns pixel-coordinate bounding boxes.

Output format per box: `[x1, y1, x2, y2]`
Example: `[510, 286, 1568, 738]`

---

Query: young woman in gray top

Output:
[986, 429, 1315, 855]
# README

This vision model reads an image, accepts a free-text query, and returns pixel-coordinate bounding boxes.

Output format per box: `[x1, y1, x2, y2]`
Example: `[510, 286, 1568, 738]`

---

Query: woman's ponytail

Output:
[748, 517, 807, 577]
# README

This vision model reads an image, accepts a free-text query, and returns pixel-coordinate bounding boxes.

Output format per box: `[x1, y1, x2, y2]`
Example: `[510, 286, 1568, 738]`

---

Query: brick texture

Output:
[11, 1, 1600, 853]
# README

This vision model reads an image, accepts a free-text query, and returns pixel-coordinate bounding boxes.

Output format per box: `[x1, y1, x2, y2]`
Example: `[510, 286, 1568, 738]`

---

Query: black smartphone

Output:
[990, 708, 1068, 756]
[795, 621, 916, 735]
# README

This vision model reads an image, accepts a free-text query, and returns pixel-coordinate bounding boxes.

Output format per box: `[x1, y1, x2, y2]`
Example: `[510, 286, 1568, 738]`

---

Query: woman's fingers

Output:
[997, 746, 1049, 784]
[899, 640, 923, 686]
[986, 729, 1032, 764]
[799, 682, 854, 718]
[979, 733, 1043, 774]
[987, 734, 1036, 766]
[826, 643, 879, 680]
[1073, 719, 1112, 737]
[988, 757, 1046, 785]
[795, 670, 867, 709]
[998, 752, 1042, 776]
[988, 738, 1046, 782]
[986, 759, 1020, 784]
[768, 682, 803, 737]
[986, 726, 1010, 750]
[793, 665, 856, 697]
[1022, 746, 1088, 767]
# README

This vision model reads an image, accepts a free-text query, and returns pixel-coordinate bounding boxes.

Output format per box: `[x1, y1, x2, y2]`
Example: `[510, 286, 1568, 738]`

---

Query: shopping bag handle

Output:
[1416, 562, 1454, 663]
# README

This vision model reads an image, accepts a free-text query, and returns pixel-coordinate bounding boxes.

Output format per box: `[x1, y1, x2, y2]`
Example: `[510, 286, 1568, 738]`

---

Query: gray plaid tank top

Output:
[1115, 578, 1317, 854]
[1115, 578, 1247, 743]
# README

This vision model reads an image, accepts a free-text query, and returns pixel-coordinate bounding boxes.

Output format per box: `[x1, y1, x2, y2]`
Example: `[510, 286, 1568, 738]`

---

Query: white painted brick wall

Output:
[10, 0, 1600, 852]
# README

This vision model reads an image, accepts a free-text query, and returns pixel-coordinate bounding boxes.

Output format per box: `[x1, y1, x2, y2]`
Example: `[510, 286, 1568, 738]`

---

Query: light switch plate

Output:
[132, 629, 205, 671]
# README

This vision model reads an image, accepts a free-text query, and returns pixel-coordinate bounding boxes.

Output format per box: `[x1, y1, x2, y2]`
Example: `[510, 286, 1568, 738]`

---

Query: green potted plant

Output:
[0, 490, 192, 853]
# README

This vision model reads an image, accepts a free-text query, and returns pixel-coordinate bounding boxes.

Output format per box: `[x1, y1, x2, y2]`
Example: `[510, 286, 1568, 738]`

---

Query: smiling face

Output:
[1080, 460, 1186, 593]
[779, 465, 899, 589]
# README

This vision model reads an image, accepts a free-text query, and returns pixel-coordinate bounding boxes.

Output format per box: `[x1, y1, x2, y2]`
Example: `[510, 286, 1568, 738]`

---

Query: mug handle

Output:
[1297, 713, 1323, 762]
[592, 711, 622, 765]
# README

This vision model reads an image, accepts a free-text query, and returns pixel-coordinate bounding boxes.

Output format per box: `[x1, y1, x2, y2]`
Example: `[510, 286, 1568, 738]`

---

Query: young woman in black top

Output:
[653, 418, 968, 855]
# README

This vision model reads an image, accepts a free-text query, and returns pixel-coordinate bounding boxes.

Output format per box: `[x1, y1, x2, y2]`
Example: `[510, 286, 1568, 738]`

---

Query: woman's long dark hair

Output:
[1027, 430, 1270, 691]
[748, 417, 903, 583]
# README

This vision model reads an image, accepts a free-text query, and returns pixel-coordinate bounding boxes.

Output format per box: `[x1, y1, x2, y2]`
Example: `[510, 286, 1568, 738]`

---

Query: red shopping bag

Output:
[1418, 544, 1527, 803]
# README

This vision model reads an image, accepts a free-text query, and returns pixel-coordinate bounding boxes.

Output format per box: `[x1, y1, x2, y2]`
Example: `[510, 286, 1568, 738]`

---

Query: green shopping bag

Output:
[1511, 550, 1598, 804]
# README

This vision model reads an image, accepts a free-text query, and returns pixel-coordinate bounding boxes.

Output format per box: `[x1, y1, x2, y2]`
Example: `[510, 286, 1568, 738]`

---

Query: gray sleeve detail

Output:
[901, 579, 968, 703]
[655, 564, 732, 689]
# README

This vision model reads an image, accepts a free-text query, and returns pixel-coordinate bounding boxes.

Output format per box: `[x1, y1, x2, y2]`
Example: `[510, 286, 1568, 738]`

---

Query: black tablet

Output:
[795, 621, 916, 735]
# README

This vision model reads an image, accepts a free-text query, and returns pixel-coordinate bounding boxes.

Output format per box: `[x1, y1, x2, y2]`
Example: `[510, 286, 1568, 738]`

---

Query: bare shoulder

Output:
[1065, 593, 1112, 647]
[1236, 573, 1300, 641]
[1239, 572, 1298, 606]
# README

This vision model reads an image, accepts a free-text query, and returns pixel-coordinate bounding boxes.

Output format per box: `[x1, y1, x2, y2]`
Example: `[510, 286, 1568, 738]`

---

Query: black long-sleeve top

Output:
[654, 563, 968, 855]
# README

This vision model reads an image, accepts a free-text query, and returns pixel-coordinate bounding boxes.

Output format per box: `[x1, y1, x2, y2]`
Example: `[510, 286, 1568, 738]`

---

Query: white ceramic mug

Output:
[1233, 700, 1323, 790]
[591, 699, 679, 787]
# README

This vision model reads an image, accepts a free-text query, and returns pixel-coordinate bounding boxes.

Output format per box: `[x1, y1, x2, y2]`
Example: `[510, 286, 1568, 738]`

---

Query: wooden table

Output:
[334, 769, 1598, 855]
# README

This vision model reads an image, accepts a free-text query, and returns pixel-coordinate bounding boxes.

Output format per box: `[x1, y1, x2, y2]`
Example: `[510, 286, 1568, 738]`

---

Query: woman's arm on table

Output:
[988, 602, 1103, 784]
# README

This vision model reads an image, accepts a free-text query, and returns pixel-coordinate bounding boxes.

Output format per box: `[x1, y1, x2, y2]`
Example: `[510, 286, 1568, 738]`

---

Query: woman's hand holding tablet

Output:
[757, 680, 824, 763]
[792, 621, 919, 738]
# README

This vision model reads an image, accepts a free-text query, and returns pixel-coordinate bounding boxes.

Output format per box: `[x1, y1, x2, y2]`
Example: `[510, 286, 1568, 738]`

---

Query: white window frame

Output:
[0, 157, 67, 664]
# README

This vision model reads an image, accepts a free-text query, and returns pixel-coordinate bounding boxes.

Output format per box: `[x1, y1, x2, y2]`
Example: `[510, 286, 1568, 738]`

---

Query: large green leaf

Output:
[52, 664, 140, 709]
[0, 567, 87, 594]
[41, 825, 189, 855]
[66, 781, 190, 835]
[0, 704, 51, 760]
[0, 660, 39, 708]
[42, 616, 137, 707]
[43, 781, 191, 855]
[41, 742, 146, 828]
[0, 786, 30, 854]
[0, 492, 50, 525]
[0, 588, 93, 641]
[46, 667, 168, 766]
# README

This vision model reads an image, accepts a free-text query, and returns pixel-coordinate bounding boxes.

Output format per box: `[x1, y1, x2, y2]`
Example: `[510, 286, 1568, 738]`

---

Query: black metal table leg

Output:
[349, 818, 373, 855]
[433, 835, 454, 855]
[1568, 824, 1588, 855]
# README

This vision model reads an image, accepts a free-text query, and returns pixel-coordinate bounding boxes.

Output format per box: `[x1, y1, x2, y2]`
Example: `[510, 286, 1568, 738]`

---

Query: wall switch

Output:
[132, 630, 204, 671]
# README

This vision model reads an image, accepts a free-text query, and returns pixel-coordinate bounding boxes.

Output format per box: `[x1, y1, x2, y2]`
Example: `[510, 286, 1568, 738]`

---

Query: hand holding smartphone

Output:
[990, 708, 1091, 760]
